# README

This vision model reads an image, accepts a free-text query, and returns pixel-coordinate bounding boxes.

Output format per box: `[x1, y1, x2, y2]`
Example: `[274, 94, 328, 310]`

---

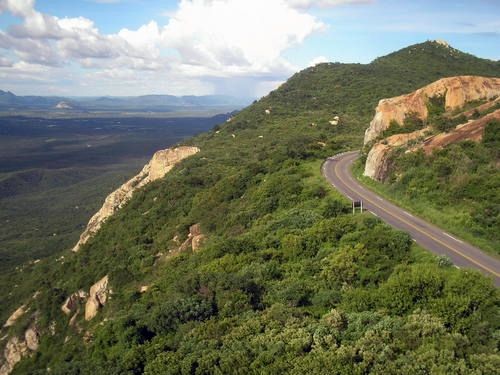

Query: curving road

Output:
[322, 150, 500, 286]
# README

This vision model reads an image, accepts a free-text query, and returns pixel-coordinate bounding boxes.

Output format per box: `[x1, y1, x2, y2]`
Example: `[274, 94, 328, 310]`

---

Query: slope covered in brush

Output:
[1, 41, 499, 374]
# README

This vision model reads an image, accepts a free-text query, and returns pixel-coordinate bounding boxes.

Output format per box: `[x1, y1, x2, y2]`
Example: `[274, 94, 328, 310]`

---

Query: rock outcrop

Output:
[61, 290, 87, 315]
[364, 129, 429, 181]
[85, 275, 109, 321]
[177, 224, 206, 253]
[0, 326, 39, 375]
[417, 109, 500, 155]
[2, 306, 26, 328]
[73, 146, 200, 252]
[364, 109, 499, 182]
[364, 76, 500, 144]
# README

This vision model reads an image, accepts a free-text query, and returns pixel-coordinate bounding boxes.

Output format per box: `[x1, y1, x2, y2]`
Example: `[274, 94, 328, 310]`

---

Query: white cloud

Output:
[309, 55, 329, 66]
[161, 0, 325, 78]
[0, 56, 12, 67]
[0, 0, 332, 96]
[0, 0, 35, 17]
[287, 0, 373, 9]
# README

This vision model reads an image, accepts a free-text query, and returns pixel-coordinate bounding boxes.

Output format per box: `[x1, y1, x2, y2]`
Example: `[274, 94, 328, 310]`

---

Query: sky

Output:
[0, 0, 498, 97]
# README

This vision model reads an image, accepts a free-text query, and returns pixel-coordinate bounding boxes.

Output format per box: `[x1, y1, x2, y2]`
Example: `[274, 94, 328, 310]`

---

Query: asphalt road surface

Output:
[322, 150, 500, 286]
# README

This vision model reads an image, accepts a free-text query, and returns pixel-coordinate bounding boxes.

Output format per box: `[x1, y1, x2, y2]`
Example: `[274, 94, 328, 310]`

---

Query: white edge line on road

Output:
[346, 195, 353, 201]
[370, 211, 378, 218]
[377, 196, 383, 201]
[404, 211, 414, 218]
[444, 232, 463, 244]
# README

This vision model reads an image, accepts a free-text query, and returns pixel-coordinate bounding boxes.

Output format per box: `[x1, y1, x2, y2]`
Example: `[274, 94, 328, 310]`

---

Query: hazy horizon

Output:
[0, 0, 499, 98]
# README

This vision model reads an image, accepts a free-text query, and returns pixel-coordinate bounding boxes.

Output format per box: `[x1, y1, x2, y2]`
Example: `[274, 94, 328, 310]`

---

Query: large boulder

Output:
[2, 306, 26, 328]
[85, 275, 109, 321]
[177, 224, 206, 253]
[61, 290, 87, 315]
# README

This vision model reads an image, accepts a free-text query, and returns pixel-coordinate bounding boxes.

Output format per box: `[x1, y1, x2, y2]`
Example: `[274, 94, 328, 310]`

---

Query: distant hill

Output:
[0, 91, 253, 112]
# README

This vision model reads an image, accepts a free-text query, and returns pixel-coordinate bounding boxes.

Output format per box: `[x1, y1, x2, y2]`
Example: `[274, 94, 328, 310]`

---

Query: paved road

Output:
[322, 150, 500, 286]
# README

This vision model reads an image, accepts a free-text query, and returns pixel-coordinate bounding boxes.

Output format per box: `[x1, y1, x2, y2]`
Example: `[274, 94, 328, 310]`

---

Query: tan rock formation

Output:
[0, 337, 28, 375]
[364, 129, 429, 181]
[177, 224, 206, 253]
[0, 326, 39, 375]
[417, 109, 500, 155]
[24, 328, 39, 351]
[364, 76, 500, 144]
[73, 146, 200, 252]
[364, 109, 499, 181]
[61, 290, 87, 315]
[85, 275, 109, 321]
[3, 306, 26, 328]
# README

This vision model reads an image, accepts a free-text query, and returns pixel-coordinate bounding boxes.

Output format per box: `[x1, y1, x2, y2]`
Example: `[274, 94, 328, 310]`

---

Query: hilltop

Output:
[1, 41, 499, 374]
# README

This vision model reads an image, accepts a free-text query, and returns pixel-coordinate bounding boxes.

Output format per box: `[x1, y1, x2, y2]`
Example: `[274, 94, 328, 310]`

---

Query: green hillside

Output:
[2, 41, 500, 374]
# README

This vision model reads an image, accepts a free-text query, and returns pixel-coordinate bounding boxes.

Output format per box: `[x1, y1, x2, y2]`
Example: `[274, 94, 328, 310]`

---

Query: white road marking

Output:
[444, 233, 463, 244]
[403, 211, 414, 218]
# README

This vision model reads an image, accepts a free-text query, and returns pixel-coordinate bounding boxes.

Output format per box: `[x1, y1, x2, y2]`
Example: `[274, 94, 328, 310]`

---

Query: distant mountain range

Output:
[0, 90, 254, 112]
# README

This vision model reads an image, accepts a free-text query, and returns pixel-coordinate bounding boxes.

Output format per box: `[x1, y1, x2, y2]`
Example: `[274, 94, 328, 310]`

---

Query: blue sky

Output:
[0, 0, 498, 97]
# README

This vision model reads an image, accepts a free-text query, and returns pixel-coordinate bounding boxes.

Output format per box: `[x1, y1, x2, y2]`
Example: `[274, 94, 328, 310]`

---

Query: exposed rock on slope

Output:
[73, 146, 200, 252]
[364, 76, 500, 144]
[417, 110, 500, 155]
[85, 275, 110, 321]
[364, 129, 429, 181]
[61, 291, 87, 315]
[2, 306, 27, 328]
[176, 224, 206, 254]
[0, 326, 39, 375]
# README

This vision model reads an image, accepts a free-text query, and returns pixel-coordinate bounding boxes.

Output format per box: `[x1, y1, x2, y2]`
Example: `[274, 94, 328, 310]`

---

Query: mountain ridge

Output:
[0, 91, 253, 112]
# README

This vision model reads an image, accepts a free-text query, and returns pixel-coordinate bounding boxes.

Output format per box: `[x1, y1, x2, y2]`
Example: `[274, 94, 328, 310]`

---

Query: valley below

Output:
[0, 115, 227, 271]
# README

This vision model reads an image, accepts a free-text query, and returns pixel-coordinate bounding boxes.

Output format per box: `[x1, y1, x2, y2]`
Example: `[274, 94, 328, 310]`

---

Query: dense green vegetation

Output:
[357, 120, 500, 255]
[1, 41, 499, 374]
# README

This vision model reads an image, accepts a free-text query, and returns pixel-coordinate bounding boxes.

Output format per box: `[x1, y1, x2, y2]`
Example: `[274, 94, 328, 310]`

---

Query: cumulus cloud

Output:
[0, 0, 333, 95]
[309, 55, 329, 66]
[287, 0, 373, 8]
[162, 0, 325, 77]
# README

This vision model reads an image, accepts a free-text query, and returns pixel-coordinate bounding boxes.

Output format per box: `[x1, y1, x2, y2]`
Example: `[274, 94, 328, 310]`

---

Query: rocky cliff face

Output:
[73, 146, 200, 252]
[364, 76, 500, 144]
[364, 129, 429, 181]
